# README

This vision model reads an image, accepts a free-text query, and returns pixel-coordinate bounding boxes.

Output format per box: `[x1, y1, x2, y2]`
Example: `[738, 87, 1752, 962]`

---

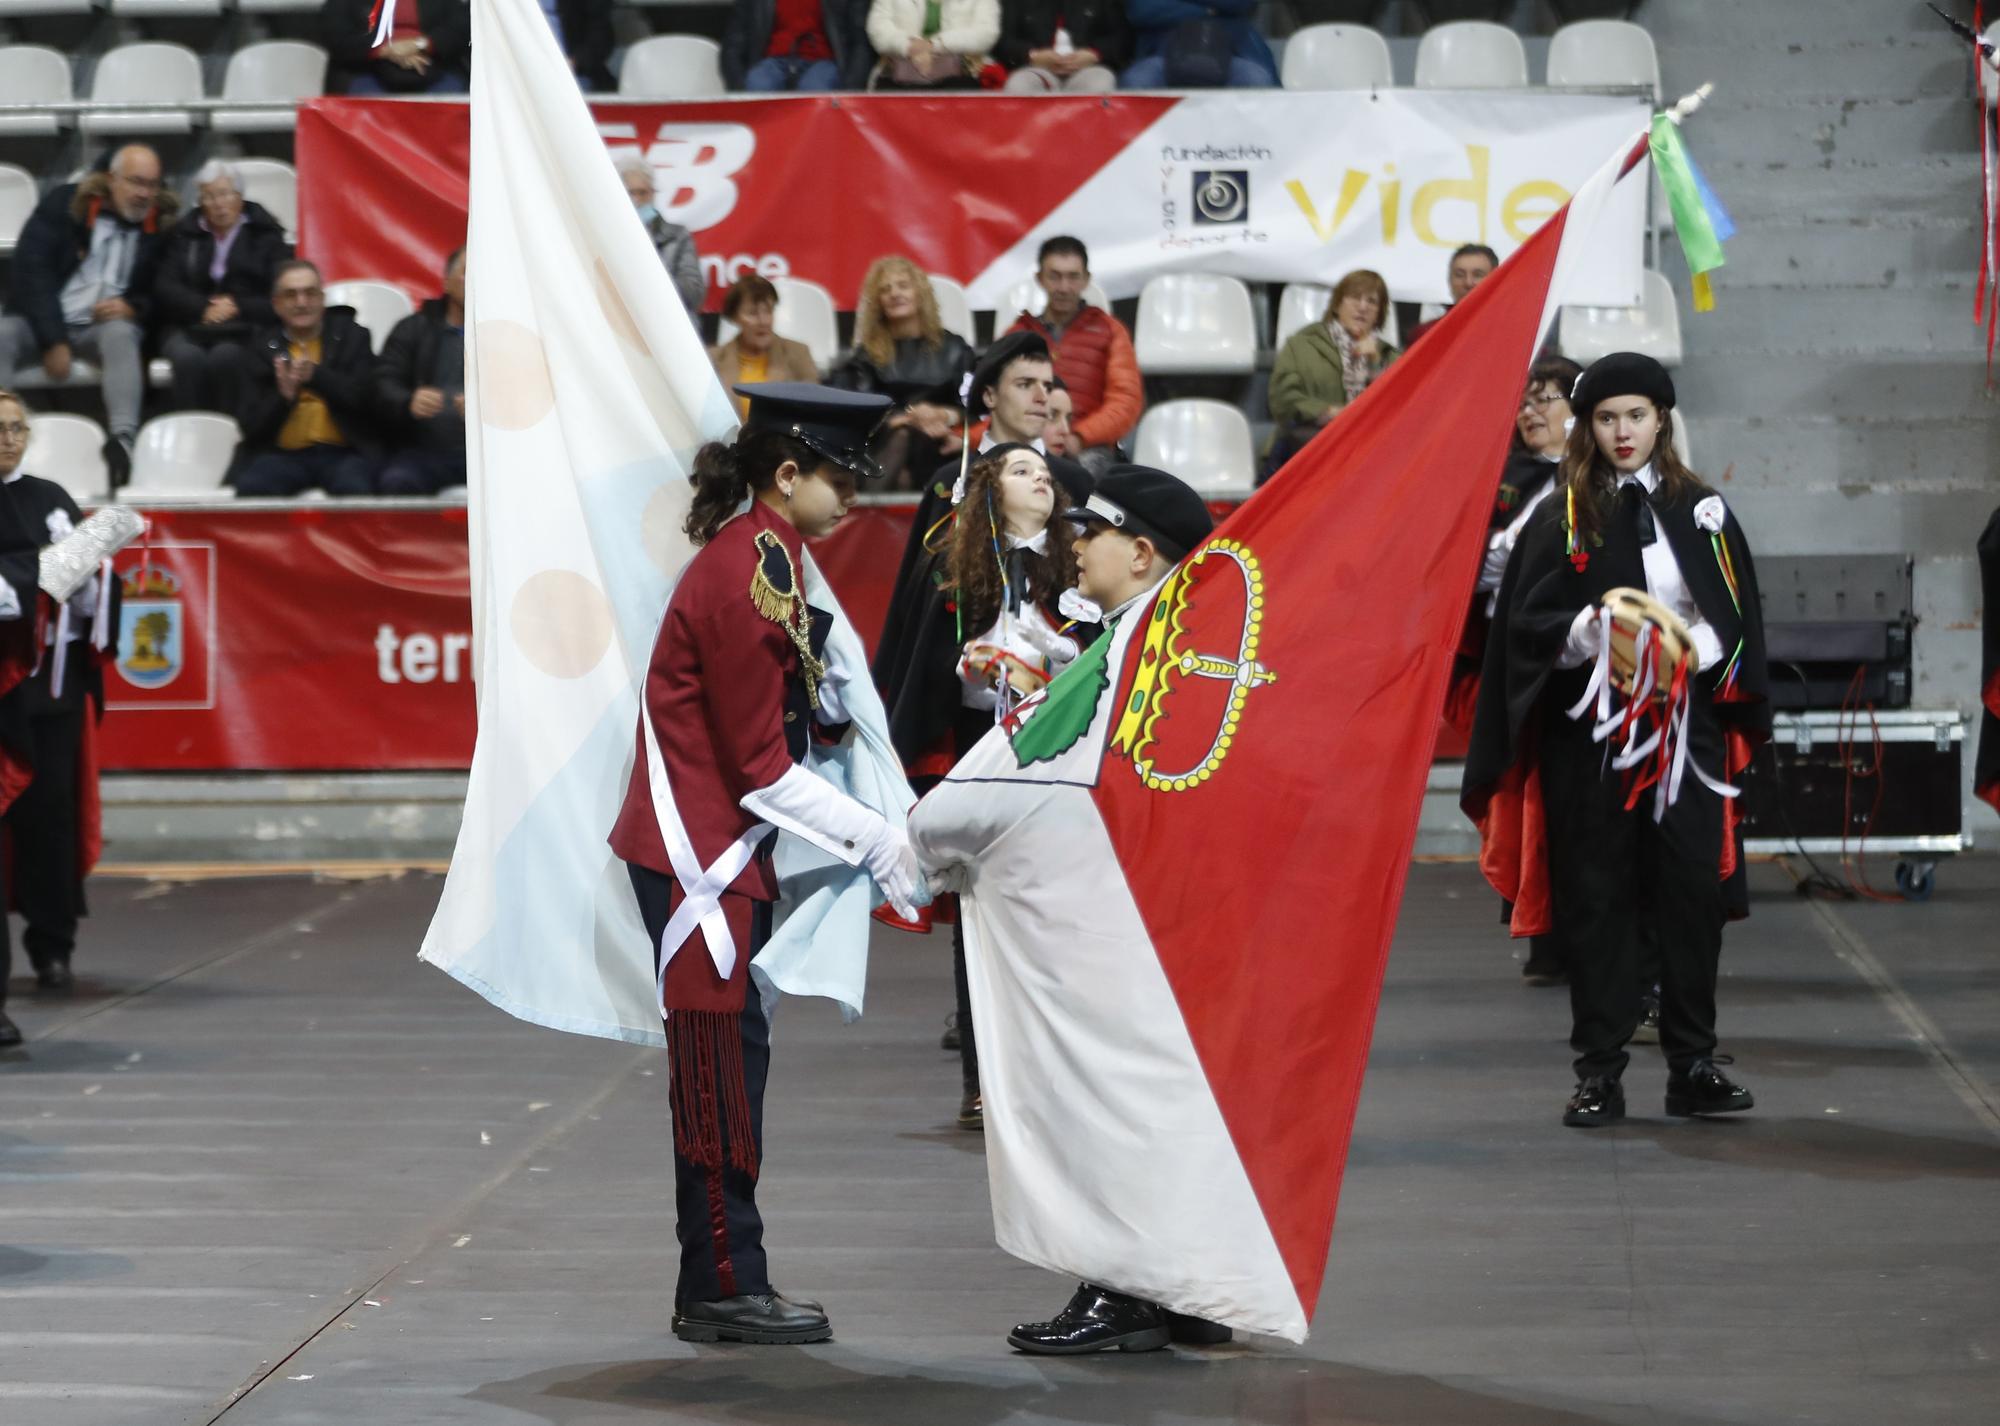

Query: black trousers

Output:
[1, 708, 84, 1008]
[628, 864, 775, 1306]
[1538, 697, 1725, 1081]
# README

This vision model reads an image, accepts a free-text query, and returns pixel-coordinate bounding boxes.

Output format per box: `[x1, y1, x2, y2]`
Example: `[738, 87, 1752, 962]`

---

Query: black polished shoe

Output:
[1521, 962, 1567, 987]
[1666, 1058, 1754, 1117]
[1007, 1283, 1171, 1355]
[1563, 1076, 1626, 1128]
[957, 1090, 983, 1131]
[672, 1292, 831, 1344]
[1631, 990, 1661, 1045]
[0, 1010, 21, 1049]
[940, 1012, 961, 1051]
[35, 962, 74, 994]
[1164, 1310, 1232, 1346]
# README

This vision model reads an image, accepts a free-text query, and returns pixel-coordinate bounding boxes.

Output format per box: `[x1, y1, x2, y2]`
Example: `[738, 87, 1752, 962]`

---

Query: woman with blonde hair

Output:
[832, 256, 974, 486]
[1262, 268, 1397, 480]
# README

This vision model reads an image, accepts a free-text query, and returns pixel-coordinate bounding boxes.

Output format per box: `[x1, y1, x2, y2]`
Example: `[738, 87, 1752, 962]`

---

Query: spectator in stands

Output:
[710, 274, 819, 419]
[724, 0, 874, 91]
[1121, 0, 1277, 88]
[614, 154, 706, 318]
[233, 260, 384, 497]
[832, 257, 974, 487]
[1042, 377, 1077, 457]
[1404, 243, 1499, 348]
[1006, 236, 1140, 462]
[997, 0, 1128, 92]
[545, 0, 617, 91]
[153, 161, 293, 417]
[866, 0, 1000, 89]
[324, 0, 471, 95]
[1263, 268, 1396, 481]
[373, 248, 467, 497]
[0, 144, 173, 480]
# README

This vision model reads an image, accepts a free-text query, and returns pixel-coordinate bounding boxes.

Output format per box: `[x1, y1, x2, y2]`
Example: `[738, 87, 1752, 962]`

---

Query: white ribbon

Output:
[640, 687, 774, 1003]
[1565, 604, 1739, 821]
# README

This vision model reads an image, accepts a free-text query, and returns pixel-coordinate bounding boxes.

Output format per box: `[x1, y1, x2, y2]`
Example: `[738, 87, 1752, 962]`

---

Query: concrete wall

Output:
[1641, 0, 1998, 838]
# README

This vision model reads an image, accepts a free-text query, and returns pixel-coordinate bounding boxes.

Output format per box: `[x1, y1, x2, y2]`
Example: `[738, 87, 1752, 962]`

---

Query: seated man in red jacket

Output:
[1006, 237, 1140, 466]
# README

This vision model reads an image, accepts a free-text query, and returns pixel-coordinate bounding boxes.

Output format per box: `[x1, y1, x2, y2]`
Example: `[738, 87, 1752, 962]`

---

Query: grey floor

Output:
[3, 857, 1998, 1426]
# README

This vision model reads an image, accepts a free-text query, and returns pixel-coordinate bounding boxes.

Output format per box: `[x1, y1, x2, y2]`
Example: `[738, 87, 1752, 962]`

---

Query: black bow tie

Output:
[1617, 481, 1657, 547]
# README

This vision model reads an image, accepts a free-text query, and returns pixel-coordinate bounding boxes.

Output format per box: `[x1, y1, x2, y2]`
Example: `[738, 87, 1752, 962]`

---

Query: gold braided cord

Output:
[750, 531, 824, 710]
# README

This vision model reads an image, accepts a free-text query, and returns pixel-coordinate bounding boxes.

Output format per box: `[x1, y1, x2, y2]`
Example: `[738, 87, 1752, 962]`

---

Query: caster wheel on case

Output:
[1894, 860, 1936, 901]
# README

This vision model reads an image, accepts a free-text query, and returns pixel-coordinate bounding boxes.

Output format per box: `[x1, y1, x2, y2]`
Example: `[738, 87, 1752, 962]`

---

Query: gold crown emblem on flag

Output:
[121, 566, 180, 599]
[1112, 539, 1278, 793]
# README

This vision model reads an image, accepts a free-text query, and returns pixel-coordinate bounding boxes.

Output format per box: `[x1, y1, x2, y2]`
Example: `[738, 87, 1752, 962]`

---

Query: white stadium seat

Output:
[1274, 282, 1401, 351]
[1984, 22, 2000, 108]
[1132, 399, 1256, 493]
[928, 274, 976, 345]
[325, 280, 417, 355]
[1546, 20, 1661, 101]
[0, 46, 71, 138]
[716, 276, 840, 372]
[1281, 25, 1393, 91]
[619, 36, 726, 97]
[233, 157, 298, 239]
[1561, 268, 1684, 367]
[998, 273, 1111, 320]
[214, 41, 329, 134]
[22, 414, 111, 504]
[1134, 274, 1256, 376]
[1414, 22, 1528, 90]
[129, 413, 240, 497]
[7, 354, 103, 393]
[81, 42, 204, 138]
[0, 0, 94, 14]
[0, 163, 37, 257]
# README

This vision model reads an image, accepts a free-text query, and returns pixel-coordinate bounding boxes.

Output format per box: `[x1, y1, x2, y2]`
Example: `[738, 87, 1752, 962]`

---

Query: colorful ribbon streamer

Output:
[1650, 112, 1733, 312]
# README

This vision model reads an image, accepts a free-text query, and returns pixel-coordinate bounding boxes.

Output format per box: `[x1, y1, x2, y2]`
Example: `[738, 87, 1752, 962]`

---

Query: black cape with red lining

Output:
[0, 473, 117, 901]
[1459, 478, 1771, 936]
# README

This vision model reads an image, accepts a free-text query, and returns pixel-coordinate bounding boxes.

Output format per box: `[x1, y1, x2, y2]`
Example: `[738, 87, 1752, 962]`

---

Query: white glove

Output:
[1016, 617, 1079, 668]
[1556, 605, 1604, 670]
[739, 764, 922, 918]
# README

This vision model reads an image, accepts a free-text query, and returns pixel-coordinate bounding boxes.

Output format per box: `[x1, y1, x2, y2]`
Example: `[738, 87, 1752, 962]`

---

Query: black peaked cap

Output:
[735, 381, 893, 480]
[1064, 463, 1213, 561]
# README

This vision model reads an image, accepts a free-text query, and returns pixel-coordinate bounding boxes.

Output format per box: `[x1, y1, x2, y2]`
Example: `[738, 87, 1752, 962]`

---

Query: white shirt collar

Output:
[1005, 527, 1049, 554]
[1616, 461, 1658, 495]
[1105, 571, 1173, 624]
[2, 469, 23, 484]
[978, 429, 1047, 455]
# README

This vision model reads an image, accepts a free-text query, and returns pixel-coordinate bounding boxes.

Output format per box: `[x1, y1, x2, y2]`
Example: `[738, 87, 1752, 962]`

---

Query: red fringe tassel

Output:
[666, 1009, 759, 1176]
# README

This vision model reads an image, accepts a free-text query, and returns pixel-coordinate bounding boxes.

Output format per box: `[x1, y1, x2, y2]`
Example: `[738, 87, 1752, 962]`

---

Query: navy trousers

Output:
[628, 863, 774, 1306]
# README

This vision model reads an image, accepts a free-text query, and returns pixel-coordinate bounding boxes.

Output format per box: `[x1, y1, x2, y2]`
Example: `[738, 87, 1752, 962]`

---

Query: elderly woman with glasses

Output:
[153, 160, 294, 413]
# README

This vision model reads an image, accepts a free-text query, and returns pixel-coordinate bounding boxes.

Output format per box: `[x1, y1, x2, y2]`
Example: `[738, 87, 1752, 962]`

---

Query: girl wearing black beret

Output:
[1460, 352, 1771, 1129]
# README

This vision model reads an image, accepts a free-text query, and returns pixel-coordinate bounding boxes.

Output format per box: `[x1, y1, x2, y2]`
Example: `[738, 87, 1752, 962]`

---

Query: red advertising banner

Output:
[295, 95, 1172, 314]
[98, 503, 917, 772]
[95, 500, 1469, 771]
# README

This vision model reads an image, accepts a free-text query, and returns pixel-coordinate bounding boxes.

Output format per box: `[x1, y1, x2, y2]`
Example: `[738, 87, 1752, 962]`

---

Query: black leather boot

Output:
[0, 1010, 21, 1049]
[957, 1089, 983, 1131]
[1164, 1310, 1233, 1345]
[1666, 1059, 1754, 1117]
[671, 1291, 831, 1344]
[1563, 1076, 1626, 1127]
[1007, 1283, 1170, 1355]
[35, 961, 74, 993]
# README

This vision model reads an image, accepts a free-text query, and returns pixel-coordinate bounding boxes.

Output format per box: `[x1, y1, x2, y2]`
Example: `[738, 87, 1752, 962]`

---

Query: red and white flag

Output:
[909, 134, 1649, 1340]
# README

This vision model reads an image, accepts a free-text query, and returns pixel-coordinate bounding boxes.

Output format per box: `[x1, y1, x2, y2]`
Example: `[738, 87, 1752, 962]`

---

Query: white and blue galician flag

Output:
[420, 0, 909, 1039]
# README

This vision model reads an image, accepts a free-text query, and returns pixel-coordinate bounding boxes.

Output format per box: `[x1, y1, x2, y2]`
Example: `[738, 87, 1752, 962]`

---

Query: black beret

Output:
[971, 331, 1052, 409]
[1064, 463, 1213, 562]
[735, 381, 893, 480]
[1570, 352, 1675, 417]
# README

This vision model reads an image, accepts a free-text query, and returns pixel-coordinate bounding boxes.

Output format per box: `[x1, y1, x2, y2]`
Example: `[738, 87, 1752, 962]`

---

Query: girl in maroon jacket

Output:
[608, 383, 921, 1344]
